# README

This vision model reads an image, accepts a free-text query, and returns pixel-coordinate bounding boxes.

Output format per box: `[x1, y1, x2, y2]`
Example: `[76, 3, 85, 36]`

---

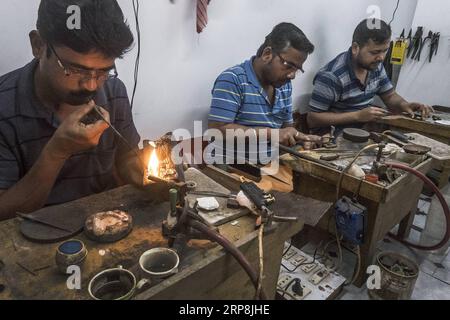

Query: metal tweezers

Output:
[188, 191, 236, 199]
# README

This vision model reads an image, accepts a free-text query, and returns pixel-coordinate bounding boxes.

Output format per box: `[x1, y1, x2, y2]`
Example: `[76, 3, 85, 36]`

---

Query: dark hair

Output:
[256, 22, 314, 57]
[353, 19, 392, 47]
[37, 0, 134, 58]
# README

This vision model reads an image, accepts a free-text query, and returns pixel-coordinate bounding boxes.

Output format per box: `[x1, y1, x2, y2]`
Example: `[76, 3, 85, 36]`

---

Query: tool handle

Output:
[240, 182, 267, 210]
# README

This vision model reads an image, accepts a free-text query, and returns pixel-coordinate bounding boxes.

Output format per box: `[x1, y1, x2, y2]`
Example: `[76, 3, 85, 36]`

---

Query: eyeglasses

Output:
[48, 43, 118, 82]
[276, 53, 305, 75]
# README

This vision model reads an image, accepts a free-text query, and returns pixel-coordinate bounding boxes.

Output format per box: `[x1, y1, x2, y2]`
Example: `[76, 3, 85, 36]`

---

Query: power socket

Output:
[291, 278, 312, 300]
[290, 255, 307, 267]
[301, 263, 317, 273]
[278, 274, 292, 288]
[284, 249, 297, 260]
[309, 268, 330, 285]
[278, 275, 312, 300]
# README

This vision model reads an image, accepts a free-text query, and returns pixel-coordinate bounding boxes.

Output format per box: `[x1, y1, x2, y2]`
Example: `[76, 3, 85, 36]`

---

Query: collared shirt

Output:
[309, 48, 394, 114]
[208, 56, 294, 129]
[0, 60, 140, 205]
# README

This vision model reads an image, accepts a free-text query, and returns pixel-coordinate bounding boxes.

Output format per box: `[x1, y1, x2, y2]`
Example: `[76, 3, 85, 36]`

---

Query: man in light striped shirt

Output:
[308, 19, 433, 134]
[208, 23, 322, 148]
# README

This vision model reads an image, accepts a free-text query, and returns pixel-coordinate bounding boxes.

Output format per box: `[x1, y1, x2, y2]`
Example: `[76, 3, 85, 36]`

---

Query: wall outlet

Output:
[301, 263, 317, 273]
[284, 249, 297, 260]
[291, 255, 307, 266]
[309, 268, 330, 285]
[278, 275, 312, 300]
[278, 274, 292, 288]
[290, 282, 312, 300]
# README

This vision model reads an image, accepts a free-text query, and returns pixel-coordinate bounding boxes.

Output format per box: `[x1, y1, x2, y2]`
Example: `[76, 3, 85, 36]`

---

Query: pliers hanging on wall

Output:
[407, 26, 423, 60]
[416, 31, 433, 61]
[429, 32, 440, 62]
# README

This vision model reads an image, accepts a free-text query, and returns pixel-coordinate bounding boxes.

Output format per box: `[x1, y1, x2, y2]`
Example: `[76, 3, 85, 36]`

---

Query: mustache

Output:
[69, 90, 97, 99]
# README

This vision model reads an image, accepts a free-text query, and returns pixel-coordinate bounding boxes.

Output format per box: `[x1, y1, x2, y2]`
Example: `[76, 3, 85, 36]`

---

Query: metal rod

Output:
[93, 105, 147, 172]
[188, 191, 235, 198]
[147, 173, 169, 184]
[278, 145, 341, 170]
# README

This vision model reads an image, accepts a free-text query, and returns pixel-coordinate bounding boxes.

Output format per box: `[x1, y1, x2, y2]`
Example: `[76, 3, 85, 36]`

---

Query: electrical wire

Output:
[278, 278, 297, 299]
[281, 245, 321, 273]
[131, 0, 141, 110]
[344, 245, 361, 286]
[276, 288, 297, 300]
[334, 144, 380, 282]
[389, 0, 400, 25]
[255, 223, 265, 299]
[335, 144, 380, 201]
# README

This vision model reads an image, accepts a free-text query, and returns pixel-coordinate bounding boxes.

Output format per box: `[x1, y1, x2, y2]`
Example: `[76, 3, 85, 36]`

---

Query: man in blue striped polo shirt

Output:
[208, 23, 322, 148]
[308, 19, 433, 135]
[0, 0, 142, 221]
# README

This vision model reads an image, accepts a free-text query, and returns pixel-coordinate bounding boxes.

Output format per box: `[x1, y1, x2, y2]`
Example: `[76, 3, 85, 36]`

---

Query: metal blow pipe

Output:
[187, 220, 268, 300]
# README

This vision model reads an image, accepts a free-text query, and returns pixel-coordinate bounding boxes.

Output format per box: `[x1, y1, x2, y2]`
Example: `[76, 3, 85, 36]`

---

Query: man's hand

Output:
[356, 106, 388, 123]
[295, 132, 323, 150]
[117, 148, 146, 187]
[402, 102, 434, 119]
[279, 128, 322, 149]
[46, 101, 110, 160]
[279, 127, 299, 147]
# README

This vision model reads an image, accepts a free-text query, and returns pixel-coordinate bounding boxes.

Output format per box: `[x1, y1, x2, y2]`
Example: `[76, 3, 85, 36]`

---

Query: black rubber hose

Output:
[188, 220, 268, 300]
[386, 162, 450, 251]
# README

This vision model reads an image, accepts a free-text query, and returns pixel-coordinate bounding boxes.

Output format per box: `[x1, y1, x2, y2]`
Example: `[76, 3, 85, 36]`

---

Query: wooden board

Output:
[378, 116, 450, 143]
[281, 152, 432, 203]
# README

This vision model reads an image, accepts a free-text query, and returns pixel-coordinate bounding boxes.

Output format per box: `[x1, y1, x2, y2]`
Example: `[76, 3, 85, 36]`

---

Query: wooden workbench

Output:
[0, 168, 331, 300]
[281, 152, 433, 287]
[376, 115, 450, 188]
[377, 115, 450, 144]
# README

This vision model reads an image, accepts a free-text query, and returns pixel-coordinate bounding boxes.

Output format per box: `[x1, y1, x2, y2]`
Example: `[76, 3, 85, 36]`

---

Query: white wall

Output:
[0, 0, 418, 141]
[396, 0, 450, 108]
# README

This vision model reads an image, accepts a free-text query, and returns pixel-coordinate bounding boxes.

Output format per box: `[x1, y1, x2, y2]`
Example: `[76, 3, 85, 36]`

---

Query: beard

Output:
[64, 90, 97, 106]
[357, 59, 382, 71]
[262, 61, 289, 88]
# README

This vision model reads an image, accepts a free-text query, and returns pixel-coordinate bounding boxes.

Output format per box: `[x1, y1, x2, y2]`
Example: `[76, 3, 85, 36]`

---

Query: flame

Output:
[148, 149, 159, 178]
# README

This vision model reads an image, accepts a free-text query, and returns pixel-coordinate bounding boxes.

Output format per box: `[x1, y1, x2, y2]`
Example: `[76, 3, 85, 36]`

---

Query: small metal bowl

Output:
[55, 239, 88, 274]
[88, 266, 137, 300]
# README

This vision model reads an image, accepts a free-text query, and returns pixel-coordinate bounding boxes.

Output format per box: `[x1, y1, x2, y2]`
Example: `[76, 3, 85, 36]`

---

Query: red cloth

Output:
[196, 0, 210, 33]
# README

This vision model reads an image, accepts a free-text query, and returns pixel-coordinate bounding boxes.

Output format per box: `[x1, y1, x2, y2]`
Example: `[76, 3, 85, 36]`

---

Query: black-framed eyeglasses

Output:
[276, 53, 305, 75]
[48, 43, 118, 82]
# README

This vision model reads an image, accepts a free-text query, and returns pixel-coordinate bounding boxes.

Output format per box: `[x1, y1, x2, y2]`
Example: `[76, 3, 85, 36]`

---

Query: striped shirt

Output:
[208, 57, 294, 129]
[0, 59, 140, 205]
[309, 48, 394, 114]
